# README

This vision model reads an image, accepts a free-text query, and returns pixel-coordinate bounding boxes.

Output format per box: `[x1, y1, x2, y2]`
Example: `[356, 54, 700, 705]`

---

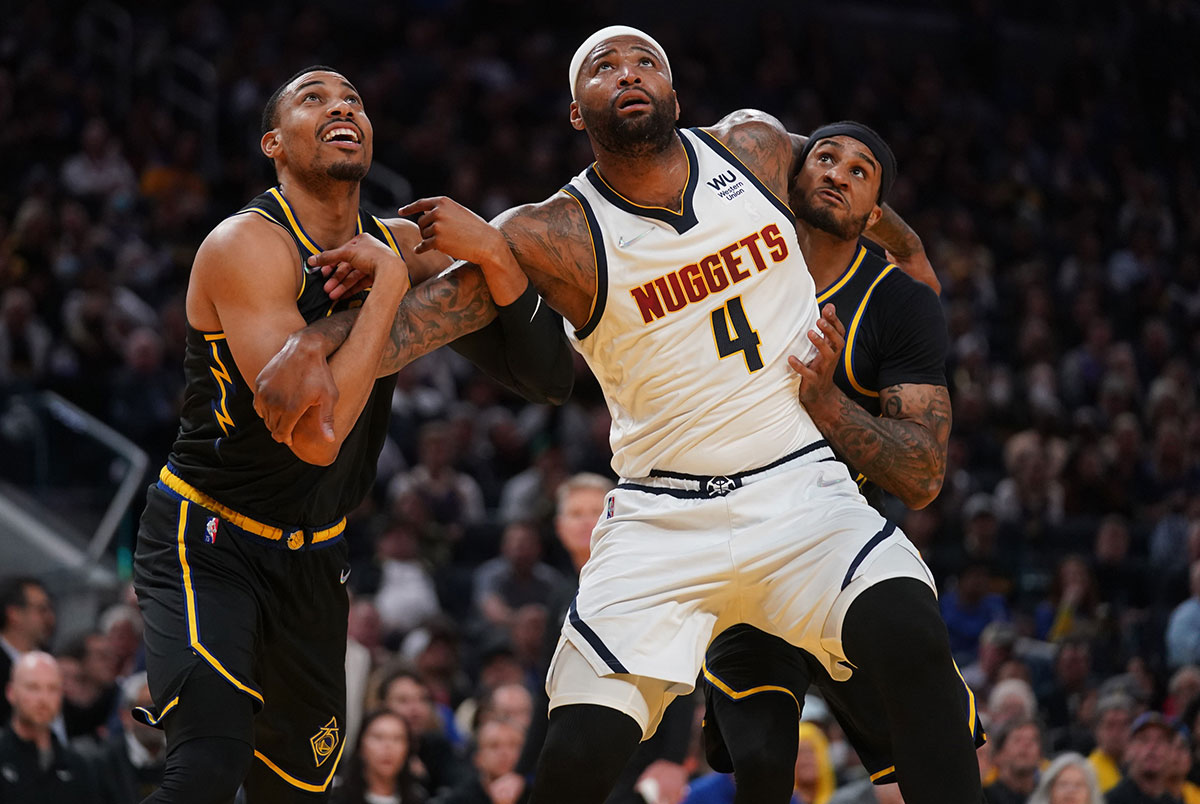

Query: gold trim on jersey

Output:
[590, 157, 692, 216]
[202, 332, 226, 342]
[267, 188, 321, 256]
[254, 742, 345, 793]
[160, 466, 346, 545]
[870, 766, 897, 782]
[843, 264, 896, 398]
[175, 499, 266, 705]
[371, 215, 402, 255]
[559, 188, 602, 332]
[953, 658, 982, 741]
[816, 246, 867, 304]
[701, 662, 802, 713]
[208, 341, 236, 437]
[133, 696, 179, 726]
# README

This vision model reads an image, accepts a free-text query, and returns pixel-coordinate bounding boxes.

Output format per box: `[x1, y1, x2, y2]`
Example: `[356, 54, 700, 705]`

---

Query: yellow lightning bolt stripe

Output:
[209, 341, 235, 436]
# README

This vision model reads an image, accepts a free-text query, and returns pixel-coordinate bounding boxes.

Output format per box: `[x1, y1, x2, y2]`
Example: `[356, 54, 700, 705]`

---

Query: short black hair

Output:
[261, 64, 341, 134]
[0, 576, 45, 630]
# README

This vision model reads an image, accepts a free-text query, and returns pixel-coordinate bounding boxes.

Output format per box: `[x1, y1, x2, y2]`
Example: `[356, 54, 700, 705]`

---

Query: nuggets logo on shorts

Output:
[310, 717, 339, 767]
[205, 517, 218, 544]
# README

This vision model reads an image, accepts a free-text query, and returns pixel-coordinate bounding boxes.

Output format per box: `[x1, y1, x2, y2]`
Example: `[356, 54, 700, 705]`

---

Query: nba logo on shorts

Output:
[606, 496, 615, 519]
[205, 517, 218, 544]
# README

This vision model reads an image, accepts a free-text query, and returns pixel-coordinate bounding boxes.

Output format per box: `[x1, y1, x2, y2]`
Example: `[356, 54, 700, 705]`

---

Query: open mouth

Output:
[817, 188, 846, 207]
[321, 126, 362, 147]
[616, 90, 651, 111]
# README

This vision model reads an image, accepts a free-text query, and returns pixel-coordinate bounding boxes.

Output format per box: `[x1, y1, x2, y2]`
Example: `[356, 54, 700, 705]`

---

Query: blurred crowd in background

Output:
[2, 0, 1200, 802]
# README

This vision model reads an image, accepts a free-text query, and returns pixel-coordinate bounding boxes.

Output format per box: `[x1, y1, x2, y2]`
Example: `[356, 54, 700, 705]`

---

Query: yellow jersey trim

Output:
[208, 342, 235, 437]
[133, 696, 179, 726]
[160, 467, 346, 544]
[701, 663, 801, 712]
[267, 188, 321, 256]
[559, 188, 601, 335]
[816, 246, 867, 304]
[372, 216, 402, 256]
[175, 500, 265, 704]
[243, 207, 283, 227]
[590, 160, 692, 217]
[952, 658, 980, 740]
[870, 765, 897, 782]
[254, 742, 345, 793]
[844, 264, 896, 398]
[202, 332, 226, 342]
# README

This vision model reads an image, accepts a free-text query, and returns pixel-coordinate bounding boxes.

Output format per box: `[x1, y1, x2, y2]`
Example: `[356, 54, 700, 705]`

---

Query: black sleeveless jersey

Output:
[815, 241, 948, 513]
[167, 187, 400, 528]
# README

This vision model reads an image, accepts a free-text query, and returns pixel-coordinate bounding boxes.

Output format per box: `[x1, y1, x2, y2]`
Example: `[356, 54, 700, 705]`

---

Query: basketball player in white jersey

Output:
[284, 26, 982, 804]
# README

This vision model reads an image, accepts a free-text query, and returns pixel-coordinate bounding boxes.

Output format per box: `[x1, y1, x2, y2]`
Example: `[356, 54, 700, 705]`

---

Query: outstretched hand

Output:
[790, 303, 846, 415]
[399, 196, 508, 265]
[314, 232, 410, 301]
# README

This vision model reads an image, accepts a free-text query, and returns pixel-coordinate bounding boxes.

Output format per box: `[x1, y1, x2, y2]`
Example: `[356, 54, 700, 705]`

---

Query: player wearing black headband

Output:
[701, 123, 985, 804]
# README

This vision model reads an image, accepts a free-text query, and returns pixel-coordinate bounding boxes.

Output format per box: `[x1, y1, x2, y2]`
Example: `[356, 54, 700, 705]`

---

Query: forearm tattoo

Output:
[301, 310, 358, 356]
[816, 384, 952, 507]
[867, 205, 924, 258]
[379, 264, 497, 374]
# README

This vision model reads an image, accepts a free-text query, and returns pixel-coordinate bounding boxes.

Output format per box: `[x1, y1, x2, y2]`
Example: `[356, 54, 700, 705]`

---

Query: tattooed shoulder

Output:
[496, 195, 596, 326]
[707, 109, 792, 198]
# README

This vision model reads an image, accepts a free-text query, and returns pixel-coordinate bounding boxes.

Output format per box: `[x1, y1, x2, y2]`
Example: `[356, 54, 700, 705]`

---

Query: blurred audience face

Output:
[474, 719, 523, 782]
[1126, 723, 1172, 787]
[1094, 704, 1132, 759]
[83, 632, 118, 687]
[384, 675, 435, 734]
[486, 684, 533, 734]
[501, 523, 541, 575]
[347, 599, 383, 650]
[361, 711, 411, 782]
[7, 652, 62, 735]
[1168, 730, 1193, 787]
[4, 581, 55, 650]
[1049, 763, 1091, 804]
[510, 604, 547, 662]
[995, 722, 1042, 790]
[555, 485, 608, 569]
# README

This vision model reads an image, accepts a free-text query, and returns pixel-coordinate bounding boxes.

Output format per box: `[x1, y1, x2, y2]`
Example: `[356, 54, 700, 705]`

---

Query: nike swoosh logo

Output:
[339, 567, 351, 584]
[529, 295, 542, 323]
[617, 229, 653, 248]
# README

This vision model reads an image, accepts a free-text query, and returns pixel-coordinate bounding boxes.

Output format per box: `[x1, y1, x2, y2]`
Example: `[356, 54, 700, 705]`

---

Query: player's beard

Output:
[583, 95, 677, 158]
[795, 191, 872, 241]
[327, 160, 369, 182]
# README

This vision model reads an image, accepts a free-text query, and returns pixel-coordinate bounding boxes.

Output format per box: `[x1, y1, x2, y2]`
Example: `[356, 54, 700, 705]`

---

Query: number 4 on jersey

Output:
[710, 296, 763, 373]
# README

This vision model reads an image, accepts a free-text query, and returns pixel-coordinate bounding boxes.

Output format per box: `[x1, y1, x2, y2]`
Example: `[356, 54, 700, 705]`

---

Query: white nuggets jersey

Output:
[564, 127, 824, 479]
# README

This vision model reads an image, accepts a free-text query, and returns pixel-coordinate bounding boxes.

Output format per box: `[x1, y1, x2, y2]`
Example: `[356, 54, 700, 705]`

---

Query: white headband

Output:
[568, 25, 671, 100]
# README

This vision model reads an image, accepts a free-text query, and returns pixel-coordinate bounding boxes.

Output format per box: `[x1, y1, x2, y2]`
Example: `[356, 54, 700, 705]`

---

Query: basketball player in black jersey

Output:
[702, 122, 984, 804]
[132, 67, 571, 804]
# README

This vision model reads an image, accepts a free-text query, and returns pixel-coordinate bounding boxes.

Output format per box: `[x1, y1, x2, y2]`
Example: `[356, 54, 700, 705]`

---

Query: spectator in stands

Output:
[0, 576, 55, 724]
[1036, 556, 1103, 643]
[59, 118, 137, 203]
[1042, 638, 1097, 733]
[474, 683, 533, 735]
[1168, 667, 1200, 720]
[370, 520, 443, 640]
[1167, 562, 1200, 670]
[96, 602, 143, 681]
[107, 326, 181, 457]
[57, 630, 118, 742]
[1167, 727, 1200, 804]
[380, 666, 467, 797]
[1106, 712, 1181, 804]
[1027, 752, 1105, 804]
[472, 520, 563, 632]
[435, 718, 525, 804]
[388, 421, 486, 534]
[1090, 693, 1139, 793]
[963, 621, 1019, 704]
[85, 672, 165, 804]
[681, 721, 835, 804]
[332, 708, 428, 804]
[984, 716, 1045, 804]
[0, 652, 97, 802]
[0, 287, 51, 388]
[941, 560, 1010, 665]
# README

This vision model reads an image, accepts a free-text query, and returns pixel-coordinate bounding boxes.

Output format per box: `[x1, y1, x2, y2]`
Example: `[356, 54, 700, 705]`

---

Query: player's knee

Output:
[149, 736, 253, 804]
[845, 578, 949, 673]
[541, 704, 640, 776]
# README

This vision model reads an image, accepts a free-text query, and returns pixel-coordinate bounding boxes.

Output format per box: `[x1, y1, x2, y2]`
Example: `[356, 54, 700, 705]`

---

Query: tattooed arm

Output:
[810, 382, 952, 509]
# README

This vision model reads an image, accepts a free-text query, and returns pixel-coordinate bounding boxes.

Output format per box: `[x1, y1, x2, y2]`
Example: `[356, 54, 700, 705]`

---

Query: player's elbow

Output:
[901, 474, 944, 510]
[289, 439, 340, 466]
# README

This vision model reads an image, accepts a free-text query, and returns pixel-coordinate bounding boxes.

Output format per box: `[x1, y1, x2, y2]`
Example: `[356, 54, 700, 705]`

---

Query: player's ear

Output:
[261, 129, 281, 159]
[569, 100, 585, 131]
[673, 91, 681, 122]
[867, 203, 883, 230]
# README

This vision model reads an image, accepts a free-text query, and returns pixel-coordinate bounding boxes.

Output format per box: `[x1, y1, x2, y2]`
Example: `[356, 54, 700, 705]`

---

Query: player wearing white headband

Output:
[263, 26, 981, 804]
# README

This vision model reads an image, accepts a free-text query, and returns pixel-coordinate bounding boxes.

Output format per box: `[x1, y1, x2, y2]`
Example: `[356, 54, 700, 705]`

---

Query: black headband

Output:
[799, 121, 896, 203]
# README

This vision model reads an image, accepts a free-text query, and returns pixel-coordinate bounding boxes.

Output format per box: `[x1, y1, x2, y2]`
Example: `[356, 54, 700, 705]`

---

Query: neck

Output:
[365, 767, 397, 796]
[276, 175, 362, 250]
[999, 769, 1036, 795]
[1134, 771, 1164, 797]
[11, 715, 51, 750]
[1, 630, 33, 653]
[592, 133, 688, 210]
[798, 224, 862, 295]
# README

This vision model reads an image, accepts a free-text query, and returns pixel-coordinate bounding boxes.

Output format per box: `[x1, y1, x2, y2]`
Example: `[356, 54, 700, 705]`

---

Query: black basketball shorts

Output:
[133, 480, 351, 795]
